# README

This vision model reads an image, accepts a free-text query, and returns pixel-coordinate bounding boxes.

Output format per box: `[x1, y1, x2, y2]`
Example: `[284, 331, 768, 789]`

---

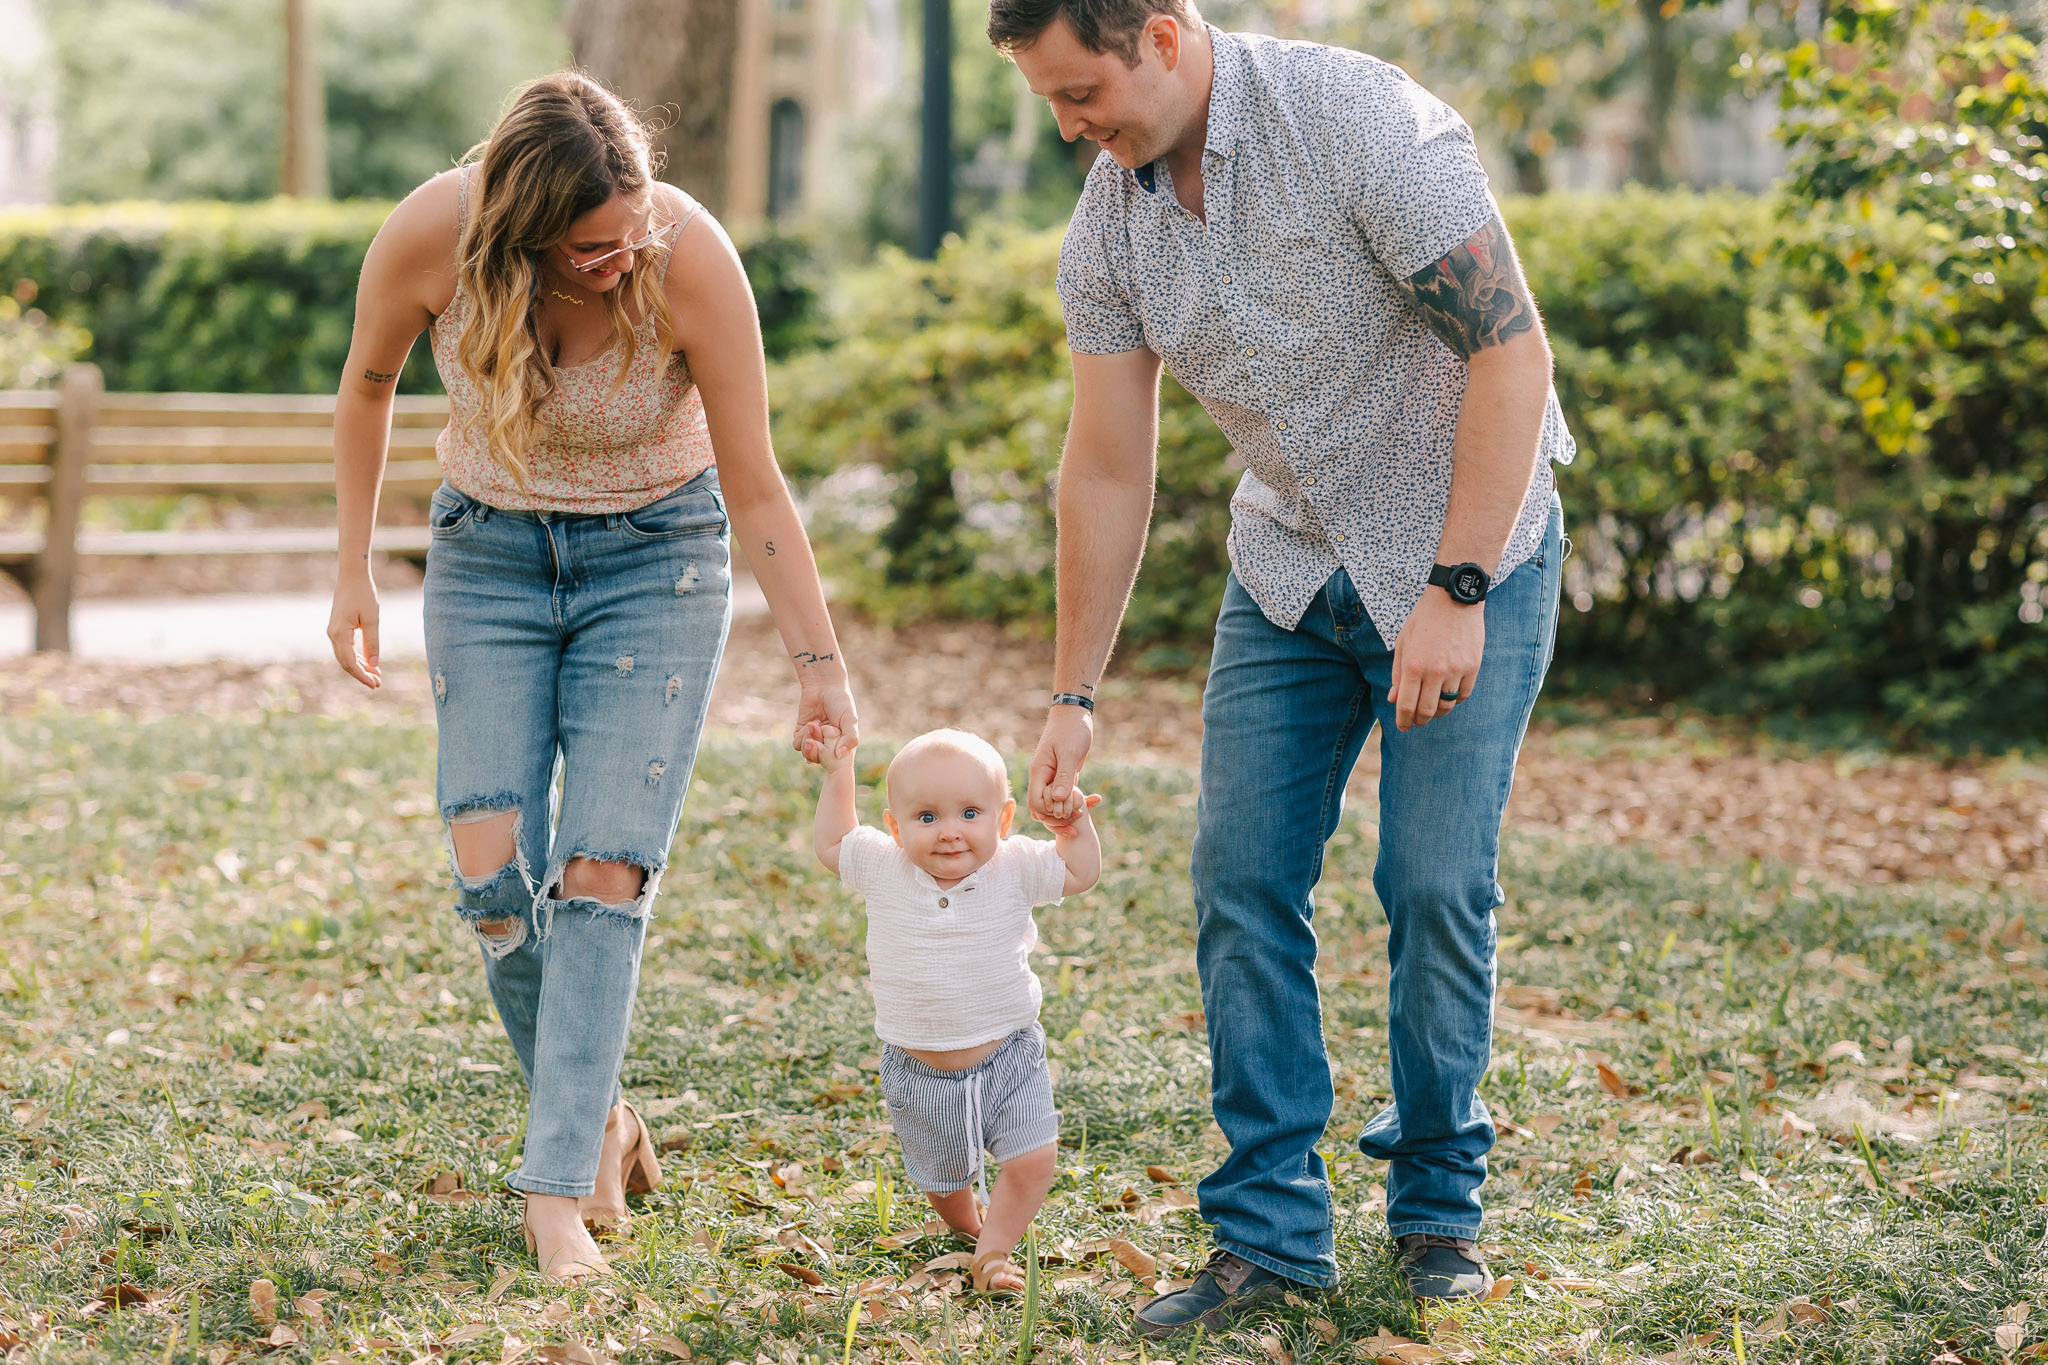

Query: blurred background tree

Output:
[44, 0, 568, 203]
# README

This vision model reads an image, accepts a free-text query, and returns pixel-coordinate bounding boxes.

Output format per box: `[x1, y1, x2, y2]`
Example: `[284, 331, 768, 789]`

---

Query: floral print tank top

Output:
[429, 167, 717, 514]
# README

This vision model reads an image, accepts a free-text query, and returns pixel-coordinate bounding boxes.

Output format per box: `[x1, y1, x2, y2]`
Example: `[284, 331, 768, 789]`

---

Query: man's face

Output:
[1011, 14, 1186, 170]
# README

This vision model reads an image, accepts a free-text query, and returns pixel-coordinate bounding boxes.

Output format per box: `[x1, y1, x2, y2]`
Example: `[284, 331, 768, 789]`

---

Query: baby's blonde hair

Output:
[884, 729, 1011, 808]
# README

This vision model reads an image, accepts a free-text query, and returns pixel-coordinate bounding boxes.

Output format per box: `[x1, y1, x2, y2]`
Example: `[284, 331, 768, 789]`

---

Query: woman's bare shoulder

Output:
[366, 169, 466, 311]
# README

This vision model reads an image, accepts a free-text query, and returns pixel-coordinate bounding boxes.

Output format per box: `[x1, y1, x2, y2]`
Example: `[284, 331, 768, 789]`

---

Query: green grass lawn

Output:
[2, 713, 2045, 1364]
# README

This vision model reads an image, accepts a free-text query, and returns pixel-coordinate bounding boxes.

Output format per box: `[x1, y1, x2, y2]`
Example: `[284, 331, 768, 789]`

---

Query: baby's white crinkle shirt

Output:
[839, 825, 1068, 1051]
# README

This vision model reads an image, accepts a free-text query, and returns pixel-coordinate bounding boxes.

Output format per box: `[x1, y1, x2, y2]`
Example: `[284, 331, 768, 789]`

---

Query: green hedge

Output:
[0, 200, 821, 394]
[772, 191, 2047, 749]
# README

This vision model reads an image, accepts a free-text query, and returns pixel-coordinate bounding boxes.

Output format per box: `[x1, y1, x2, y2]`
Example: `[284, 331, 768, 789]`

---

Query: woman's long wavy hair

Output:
[455, 72, 675, 488]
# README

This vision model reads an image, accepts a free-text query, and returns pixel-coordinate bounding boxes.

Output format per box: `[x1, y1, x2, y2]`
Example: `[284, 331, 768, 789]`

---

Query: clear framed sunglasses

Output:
[567, 225, 671, 274]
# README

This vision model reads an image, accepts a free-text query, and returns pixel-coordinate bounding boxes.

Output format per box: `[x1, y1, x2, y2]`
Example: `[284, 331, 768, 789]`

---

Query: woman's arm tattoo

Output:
[1394, 215, 1537, 361]
[793, 650, 836, 667]
[363, 367, 399, 384]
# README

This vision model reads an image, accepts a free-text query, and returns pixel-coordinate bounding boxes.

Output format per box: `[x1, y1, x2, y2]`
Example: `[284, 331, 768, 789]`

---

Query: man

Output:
[997, 0, 1574, 1332]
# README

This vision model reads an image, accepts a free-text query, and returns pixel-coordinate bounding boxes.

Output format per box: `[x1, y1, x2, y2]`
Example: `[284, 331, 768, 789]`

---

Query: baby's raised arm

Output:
[807, 725, 858, 874]
[1048, 794, 1104, 896]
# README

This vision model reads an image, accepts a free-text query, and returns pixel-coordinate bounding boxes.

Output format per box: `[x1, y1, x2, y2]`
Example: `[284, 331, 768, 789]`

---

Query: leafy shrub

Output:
[0, 201, 825, 395]
[0, 297, 90, 390]
[770, 171, 2045, 747]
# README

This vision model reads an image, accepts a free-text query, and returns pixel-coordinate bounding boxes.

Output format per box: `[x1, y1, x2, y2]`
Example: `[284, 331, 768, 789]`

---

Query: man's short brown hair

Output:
[986, 0, 1194, 64]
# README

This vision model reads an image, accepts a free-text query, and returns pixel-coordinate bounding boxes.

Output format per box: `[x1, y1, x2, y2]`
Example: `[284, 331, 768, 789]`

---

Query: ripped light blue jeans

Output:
[422, 470, 731, 1197]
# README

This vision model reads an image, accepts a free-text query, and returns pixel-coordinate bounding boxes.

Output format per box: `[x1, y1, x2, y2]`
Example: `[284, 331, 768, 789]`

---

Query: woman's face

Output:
[550, 189, 656, 293]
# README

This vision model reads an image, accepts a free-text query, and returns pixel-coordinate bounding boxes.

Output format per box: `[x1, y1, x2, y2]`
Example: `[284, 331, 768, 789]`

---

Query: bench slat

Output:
[0, 525, 436, 562]
[93, 393, 449, 428]
[0, 432, 55, 464]
[82, 460, 443, 493]
[87, 428, 442, 463]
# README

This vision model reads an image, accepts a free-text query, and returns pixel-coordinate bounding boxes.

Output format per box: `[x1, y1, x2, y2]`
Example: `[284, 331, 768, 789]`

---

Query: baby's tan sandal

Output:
[971, 1249, 1025, 1296]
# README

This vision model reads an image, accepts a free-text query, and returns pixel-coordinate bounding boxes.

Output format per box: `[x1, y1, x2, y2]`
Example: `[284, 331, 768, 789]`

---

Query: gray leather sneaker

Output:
[1396, 1234, 1493, 1299]
[1132, 1250, 1300, 1339]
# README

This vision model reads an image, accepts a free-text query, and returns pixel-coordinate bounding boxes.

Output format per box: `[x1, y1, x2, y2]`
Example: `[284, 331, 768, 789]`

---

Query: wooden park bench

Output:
[0, 364, 449, 650]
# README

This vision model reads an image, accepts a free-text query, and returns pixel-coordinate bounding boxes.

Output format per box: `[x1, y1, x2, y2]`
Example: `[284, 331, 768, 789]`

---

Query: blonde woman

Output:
[325, 73, 856, 1280]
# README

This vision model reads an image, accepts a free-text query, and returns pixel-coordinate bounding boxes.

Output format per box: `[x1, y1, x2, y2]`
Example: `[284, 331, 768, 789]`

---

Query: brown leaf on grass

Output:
[282, 1100, 328, 1126]
[1109, 1239, 1157, 1278]
[1996, 1322, 2027, 1355]
[292, 1291, 333, 1327]
[1486, 1276, 1515, 1302]
[874, 1218, 951, 1250]
[812, 1083, 866, 1107]
[497, 1333, 530, 1365]
[1309, 1316, 1339, 1344]
[775, 1227, 832, 1266]
[1145, 1166, 1180, 1185]
[1259, 1333, 1293, 1364]
[920, 1251, 976, 1273]
[51, 1205, 89, 1255]
[1529, 1113, 1566, 1138]
[1361, 1328, 1449, 1364]
[1595, 1062, 1632, 1098]
[248, 1279, 278, 1327]
[644, 1335, 693, 1360]
[535, 1345, 607, 1365]
[769, 1161, 804, 1191]
[658, 1130, 693, 1154]
[483, 1267, 518, 1304]
[370, 1250, 404, 1275]
[777, 1262, 824, 1287]
[1572, 1171, 1594, 1200]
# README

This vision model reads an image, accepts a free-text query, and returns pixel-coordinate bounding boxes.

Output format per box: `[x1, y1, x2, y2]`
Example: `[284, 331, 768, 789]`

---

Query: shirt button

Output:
[938, 896, 949, 908]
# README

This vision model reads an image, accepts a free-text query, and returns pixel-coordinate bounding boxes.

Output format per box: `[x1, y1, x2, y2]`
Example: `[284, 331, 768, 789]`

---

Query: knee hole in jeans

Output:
[449, 809, 520, 880]
[557, 857, 647, 905]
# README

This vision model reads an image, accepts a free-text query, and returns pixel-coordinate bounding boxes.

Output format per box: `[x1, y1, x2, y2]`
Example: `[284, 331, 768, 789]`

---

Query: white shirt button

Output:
[938, 896, 950, 908]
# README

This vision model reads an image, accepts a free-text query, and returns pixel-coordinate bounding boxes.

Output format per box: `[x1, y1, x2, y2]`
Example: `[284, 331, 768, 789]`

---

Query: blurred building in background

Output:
[0, 0, 57, 206]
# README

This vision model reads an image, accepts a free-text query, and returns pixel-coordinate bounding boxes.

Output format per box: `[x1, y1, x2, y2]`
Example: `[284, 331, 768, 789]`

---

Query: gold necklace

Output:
[549, 289, 585, 307]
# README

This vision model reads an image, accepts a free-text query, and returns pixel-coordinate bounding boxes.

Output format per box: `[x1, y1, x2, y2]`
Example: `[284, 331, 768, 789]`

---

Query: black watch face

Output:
[1451, 565, 1487, 603]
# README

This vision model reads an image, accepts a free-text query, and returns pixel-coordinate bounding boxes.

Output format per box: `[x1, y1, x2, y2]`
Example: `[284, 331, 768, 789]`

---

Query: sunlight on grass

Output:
[1, 716, 2044, 1363]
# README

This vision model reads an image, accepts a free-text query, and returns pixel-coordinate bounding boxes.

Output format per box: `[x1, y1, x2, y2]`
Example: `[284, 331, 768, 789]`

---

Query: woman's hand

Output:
[327, 570, 383, 689]
[794, 672, 858, 763]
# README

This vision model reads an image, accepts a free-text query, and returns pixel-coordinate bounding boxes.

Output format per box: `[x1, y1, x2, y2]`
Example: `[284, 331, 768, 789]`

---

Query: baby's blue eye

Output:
[918, 812, 936, 824]
[963, 808, 980, 821]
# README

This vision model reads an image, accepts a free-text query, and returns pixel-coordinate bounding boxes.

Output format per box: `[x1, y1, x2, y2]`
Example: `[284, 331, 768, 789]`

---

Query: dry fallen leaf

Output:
[1145, 1166, 1180, 1184]
[1109, 1239, 1158, 1279]
[1595, 1062, 1630, 1097]
[1259, 1333, 1293, 1364]
[644, 1334, 693, 1360]
[875, 1218, 951, 1250]
[1310, 1316, 1338, 1344]
[1529, 1113, 1566, 1138]
[777, 1262, 824, 1287]
[1486, 1276, 1515, 1302]
[249, 1278, 278, 1327]
[266, 1324, 300, 1347]
[920, 1251, 976, 1273]
[485, 1267, 518, 1303]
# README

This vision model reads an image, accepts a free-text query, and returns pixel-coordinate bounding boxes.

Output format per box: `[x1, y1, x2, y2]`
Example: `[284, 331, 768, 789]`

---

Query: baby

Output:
[806, 725, 1100, 1293]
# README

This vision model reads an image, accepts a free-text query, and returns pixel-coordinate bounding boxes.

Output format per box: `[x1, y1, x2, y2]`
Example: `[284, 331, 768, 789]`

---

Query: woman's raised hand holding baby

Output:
[799, 722, 856, 770]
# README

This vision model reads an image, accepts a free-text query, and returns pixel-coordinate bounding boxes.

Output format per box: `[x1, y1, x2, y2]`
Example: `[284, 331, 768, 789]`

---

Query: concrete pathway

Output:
[0, 577, 767, 664]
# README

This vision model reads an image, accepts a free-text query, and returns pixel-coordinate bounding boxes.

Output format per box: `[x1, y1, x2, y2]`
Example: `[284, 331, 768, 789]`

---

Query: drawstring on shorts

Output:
[965, 1069, 988, 1205]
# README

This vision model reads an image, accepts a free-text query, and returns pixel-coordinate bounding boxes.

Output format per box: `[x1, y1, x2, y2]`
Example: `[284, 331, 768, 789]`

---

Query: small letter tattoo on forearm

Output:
[765, 540, 777, 556]
[793, 650, 836, 667]
[363, 367, 399, 384]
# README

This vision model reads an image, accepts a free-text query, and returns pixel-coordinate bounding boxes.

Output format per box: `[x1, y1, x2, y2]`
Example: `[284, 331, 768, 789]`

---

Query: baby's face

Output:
[885, 748, 1015, 881]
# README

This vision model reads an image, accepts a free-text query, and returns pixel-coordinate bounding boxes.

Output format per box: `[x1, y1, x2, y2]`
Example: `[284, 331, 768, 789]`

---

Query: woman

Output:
[325, 72, 856, 1280]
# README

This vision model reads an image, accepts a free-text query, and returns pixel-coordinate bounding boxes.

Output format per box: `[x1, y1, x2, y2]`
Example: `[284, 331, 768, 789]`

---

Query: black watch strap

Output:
[1429, 562, 1491, 604]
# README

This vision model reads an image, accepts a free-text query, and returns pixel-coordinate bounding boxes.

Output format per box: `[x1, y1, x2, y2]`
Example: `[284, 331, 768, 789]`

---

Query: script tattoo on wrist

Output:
[793, 650, 836, 667]
[1396, 215, 1537, 361]
[362, 367, 399, 384]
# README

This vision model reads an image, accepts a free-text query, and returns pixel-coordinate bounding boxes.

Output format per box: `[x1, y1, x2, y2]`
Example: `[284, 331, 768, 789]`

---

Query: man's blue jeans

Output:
[1191, 499, 1561, 1286]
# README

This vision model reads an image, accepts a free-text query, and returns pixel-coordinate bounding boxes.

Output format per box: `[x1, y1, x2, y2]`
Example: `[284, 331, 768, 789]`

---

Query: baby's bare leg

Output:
[974, 1142, 1057, 1289]
[927, 1186, 982, 1239]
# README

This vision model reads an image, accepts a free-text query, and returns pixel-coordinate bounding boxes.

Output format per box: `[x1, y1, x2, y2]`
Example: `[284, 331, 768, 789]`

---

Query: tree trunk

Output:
[281, 0, 329, 198]
[916, 0, 953, 257]
[1630, 0, 1677, 187]
[567, 0, 742, 217]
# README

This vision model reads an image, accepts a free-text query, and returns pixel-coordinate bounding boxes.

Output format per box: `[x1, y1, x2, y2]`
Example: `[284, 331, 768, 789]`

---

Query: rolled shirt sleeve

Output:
[1324, 55, 1500, 282]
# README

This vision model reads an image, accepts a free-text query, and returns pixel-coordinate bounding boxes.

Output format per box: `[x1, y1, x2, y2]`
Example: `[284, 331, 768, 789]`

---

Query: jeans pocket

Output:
[618, 486, 727, 542]
[429, 485, 480, 539]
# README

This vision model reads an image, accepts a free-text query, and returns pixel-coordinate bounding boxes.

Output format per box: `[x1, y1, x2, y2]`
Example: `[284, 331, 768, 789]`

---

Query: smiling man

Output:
[997, 0, 1576, 1331]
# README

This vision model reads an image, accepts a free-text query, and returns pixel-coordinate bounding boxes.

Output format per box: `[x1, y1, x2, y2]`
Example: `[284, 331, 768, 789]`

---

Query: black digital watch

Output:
[1428, 561, 1491, 605]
